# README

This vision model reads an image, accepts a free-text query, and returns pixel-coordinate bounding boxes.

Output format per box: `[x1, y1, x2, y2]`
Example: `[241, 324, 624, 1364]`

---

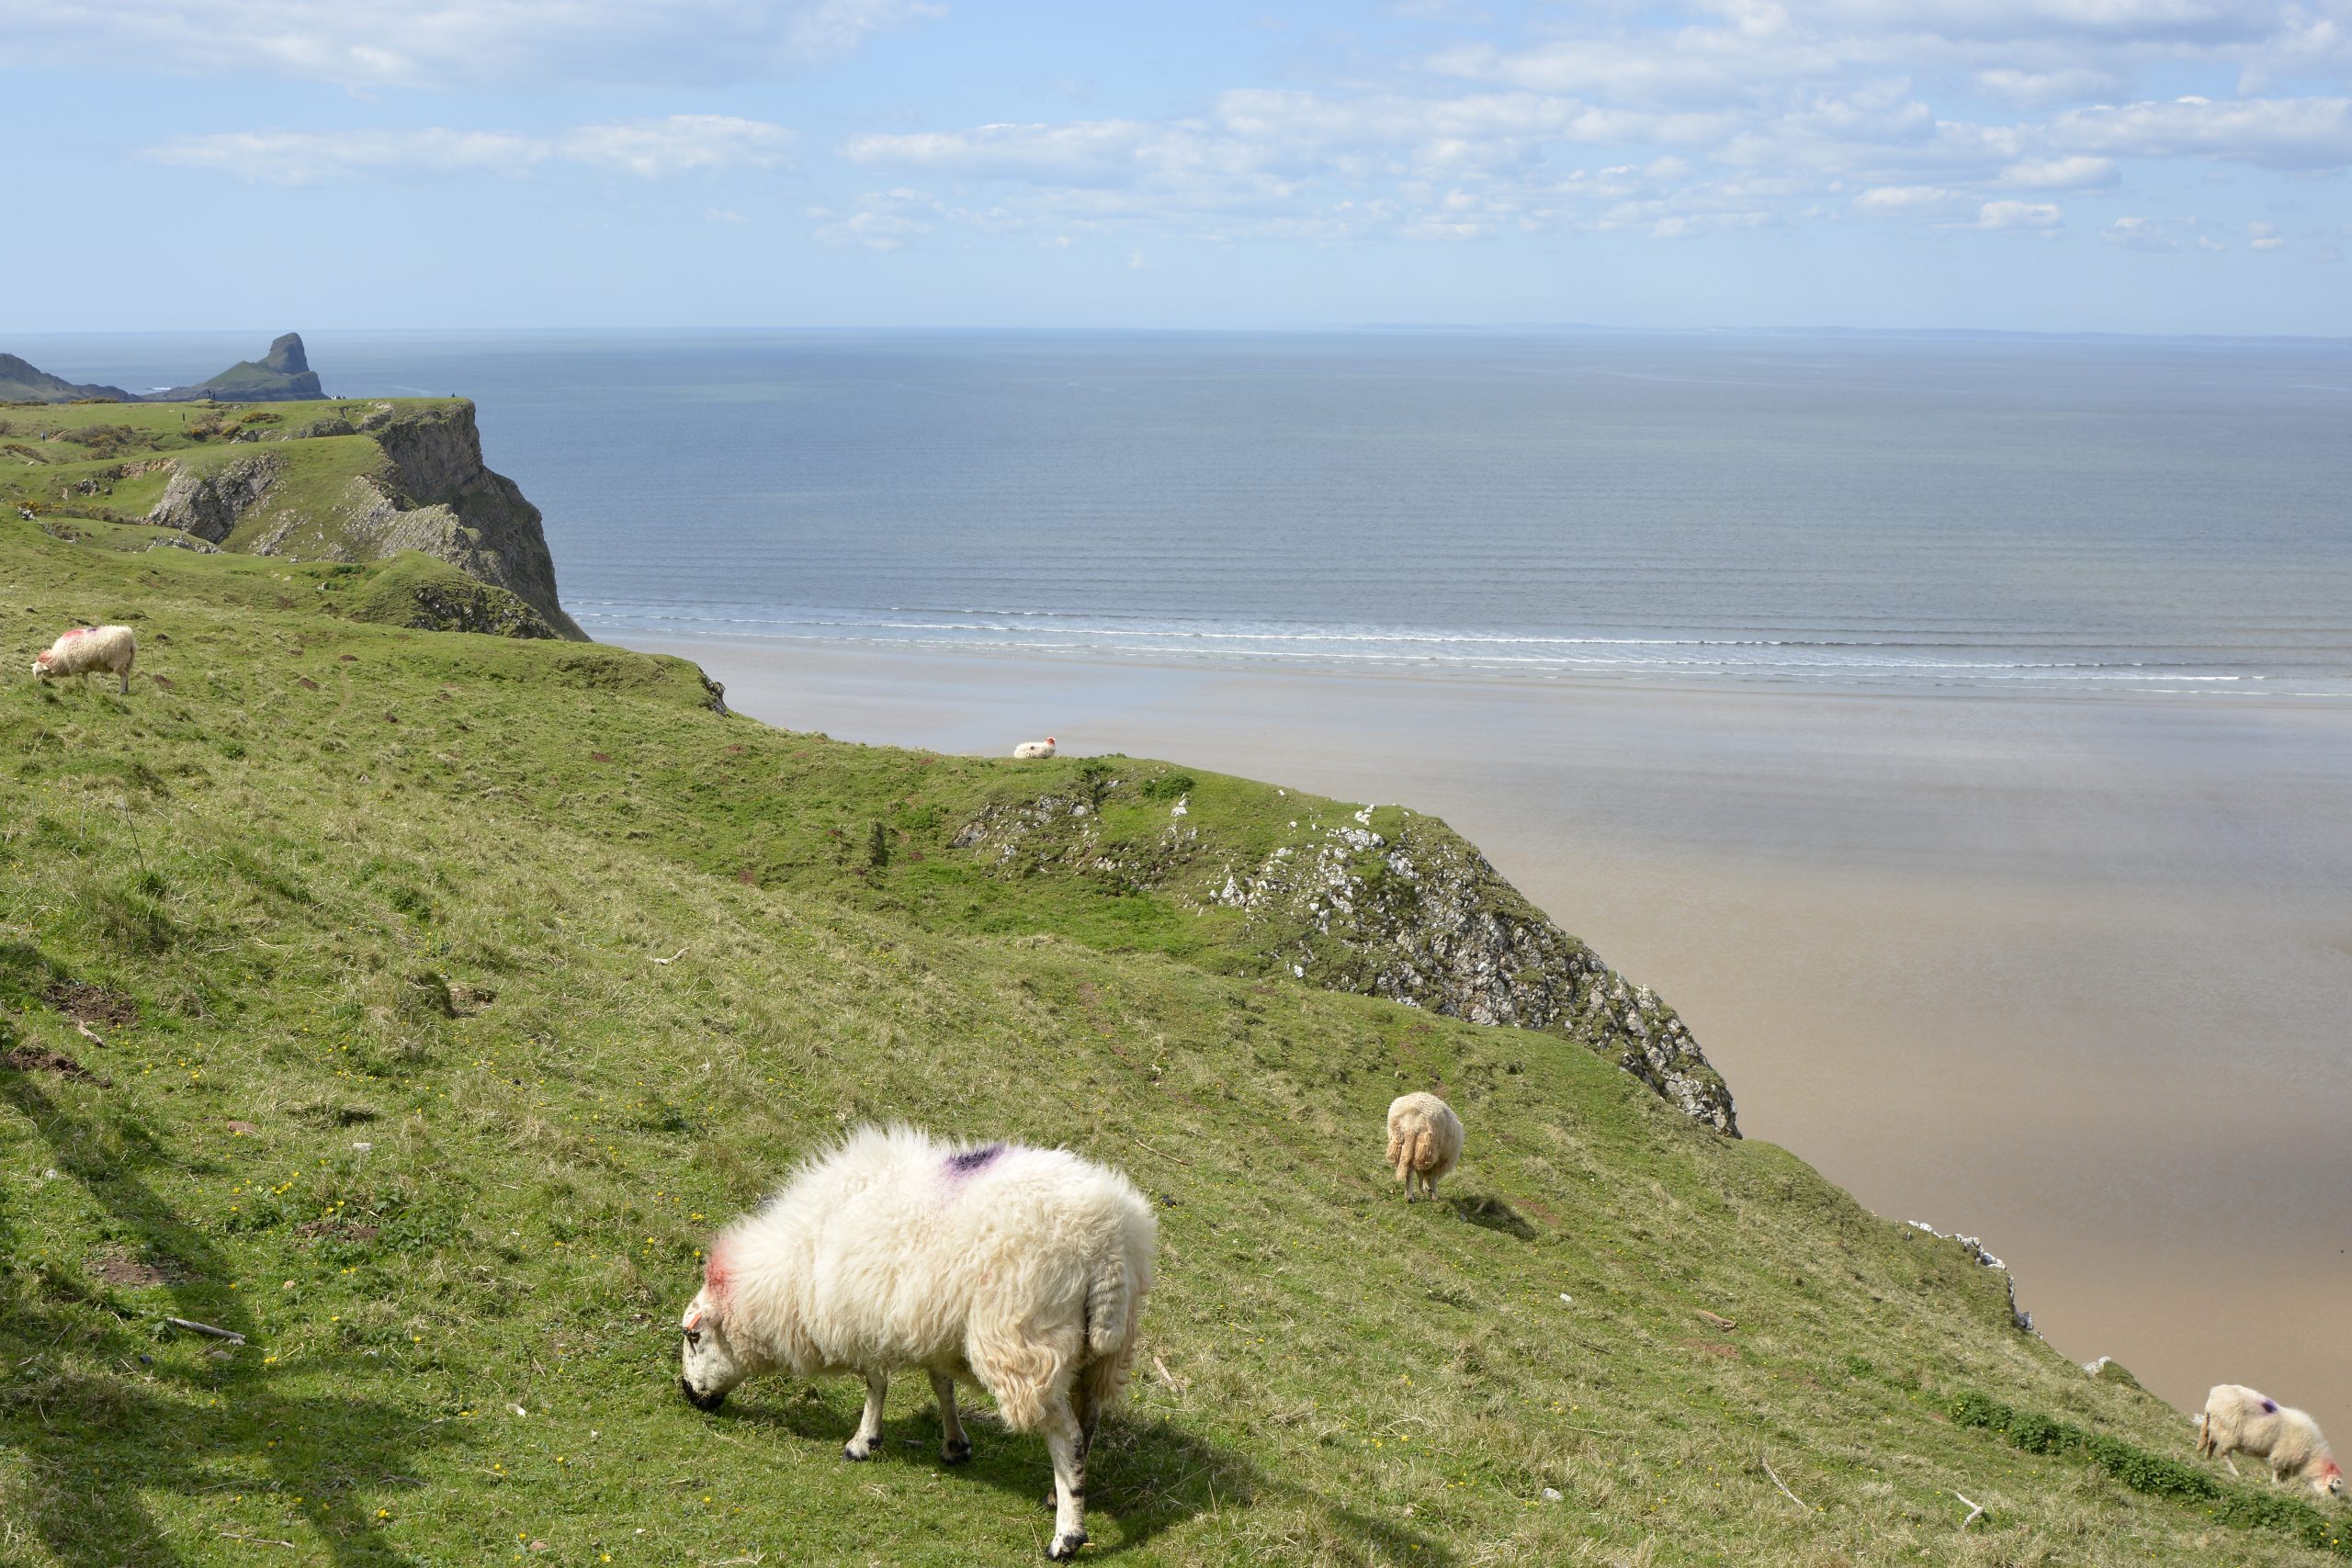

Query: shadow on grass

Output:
[1452, 1193, 1538, 1240]
[712, 1386, 1456, 1562]
[0, 1068, 458, 1567]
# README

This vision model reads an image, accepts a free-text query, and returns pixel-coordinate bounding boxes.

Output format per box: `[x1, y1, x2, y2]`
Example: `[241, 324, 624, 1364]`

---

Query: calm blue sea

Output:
[22, 329, 2352, 694]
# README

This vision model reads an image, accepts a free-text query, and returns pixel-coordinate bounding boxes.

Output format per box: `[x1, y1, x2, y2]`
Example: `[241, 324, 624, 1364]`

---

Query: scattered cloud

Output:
[2101, 214, 2215, 251]
[2051, 96, 2352, 172]
[2000, 154, 2118, 189]
[2248, 220, 2288, 249]
[1945, 199, 2065, 232]
[0, 0, 942, 88]
[814, 187, 940, 250]
[143, 116, 794, 184]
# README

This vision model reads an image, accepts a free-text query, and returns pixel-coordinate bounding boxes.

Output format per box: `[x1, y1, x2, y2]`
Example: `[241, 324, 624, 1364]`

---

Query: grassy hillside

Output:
[3, 524, 2345, 1567]
[0, 397, 444, 540]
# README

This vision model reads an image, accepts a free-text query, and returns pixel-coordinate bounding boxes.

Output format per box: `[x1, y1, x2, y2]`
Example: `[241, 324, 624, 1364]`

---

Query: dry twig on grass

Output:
[1953, 1491, 1984, 1529]
[1760, 1456, 1809, 1510]
[651, 945, 689, 965]
[165, 1317, 246, 1345]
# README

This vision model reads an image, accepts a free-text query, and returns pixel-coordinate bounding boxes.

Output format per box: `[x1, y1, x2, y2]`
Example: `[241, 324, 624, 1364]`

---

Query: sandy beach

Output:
[628, 634, 2352, 1423]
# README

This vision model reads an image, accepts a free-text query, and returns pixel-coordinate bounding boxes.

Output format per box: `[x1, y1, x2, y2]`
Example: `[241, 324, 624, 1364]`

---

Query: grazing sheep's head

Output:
[2316, 1458, 2343, 1498]
[678, 1288, 750, 1412]
[32, 650, 54, 677]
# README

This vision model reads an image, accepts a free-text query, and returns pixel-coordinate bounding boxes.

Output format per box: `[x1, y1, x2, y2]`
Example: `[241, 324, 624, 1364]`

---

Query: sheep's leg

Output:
[931, 1371, 971, 1464]
[842, 1371, 888, 1461]
[1041, 1396, 1089, 1561]
[1396, 1152, 1416, 1200]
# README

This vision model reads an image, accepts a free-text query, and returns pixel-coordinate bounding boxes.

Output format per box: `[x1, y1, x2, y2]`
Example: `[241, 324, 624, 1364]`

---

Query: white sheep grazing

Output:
[32, 625, 136, 694]
[678, 1126, 1157, 1561]
[1385, 1091, 1463, 1203]
[2199, 1383, 2346, 1497]
[1012, 736, 1057, 760]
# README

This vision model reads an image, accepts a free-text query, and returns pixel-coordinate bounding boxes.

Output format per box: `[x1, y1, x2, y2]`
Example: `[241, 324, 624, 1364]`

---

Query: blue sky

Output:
[2, 0, 2347, 333]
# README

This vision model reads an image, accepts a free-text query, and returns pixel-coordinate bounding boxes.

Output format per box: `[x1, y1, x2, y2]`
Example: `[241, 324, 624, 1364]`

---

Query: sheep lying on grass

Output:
[2199, 1383, 2345, 1497]
[678, 1126, 1157, 1560]
[1013, 736, 1057, 759]
[32, 625, 136, 693]
[1385, 1091, 1463, 1203]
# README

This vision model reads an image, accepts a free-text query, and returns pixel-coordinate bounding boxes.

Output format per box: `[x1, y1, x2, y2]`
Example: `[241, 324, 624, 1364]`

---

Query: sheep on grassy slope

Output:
[32, 625, 136, 694]
[2199, 1383, 2345, 1497]
[1385, 1091, 1463, 1203]
[1013, 736, 1057, 760]
[678, 1126, 1157, 1561]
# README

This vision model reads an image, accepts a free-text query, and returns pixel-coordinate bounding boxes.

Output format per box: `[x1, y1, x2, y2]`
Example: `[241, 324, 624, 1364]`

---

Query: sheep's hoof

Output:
[842, 1441, 875, 1462]
[942, 1438, 973, 1465]
[1046, 1529, 1089, 1560]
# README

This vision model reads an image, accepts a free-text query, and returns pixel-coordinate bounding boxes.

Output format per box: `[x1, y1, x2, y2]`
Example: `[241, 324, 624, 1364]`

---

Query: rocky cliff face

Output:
[952, 786, 1739, 1134]
[146, 400, 586, 639]
[147, 454, 281, 543]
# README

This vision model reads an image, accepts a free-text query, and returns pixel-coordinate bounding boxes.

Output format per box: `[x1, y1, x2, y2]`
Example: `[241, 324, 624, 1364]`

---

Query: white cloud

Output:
[1945, 198, 2064, 231]
[815, 4, 2352, 252]
[2052, 96, 2352, 171]
[1853, 184, 1966, 213]
[2248, 220, 2288, 249]
[2000, 153, 2118, 188]
[1127, 249, 1148, 269]
[1973, 68, 2125, 107]
[2101, 214, 2211, 250]
[814, 187, 943, 250]
[0, 0, 941, 87]
[144, 116, 793, 184]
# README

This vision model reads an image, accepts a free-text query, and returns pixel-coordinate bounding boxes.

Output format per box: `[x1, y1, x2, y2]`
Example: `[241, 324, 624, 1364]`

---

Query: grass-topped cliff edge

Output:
[3, 525, 2345, 1566]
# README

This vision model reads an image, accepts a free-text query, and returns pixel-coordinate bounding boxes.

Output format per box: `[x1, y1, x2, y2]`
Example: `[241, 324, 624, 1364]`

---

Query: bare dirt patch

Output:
[85, 1249, 175, 1287]
[43, 980, 139, 1030]
[4, 1045, 111, 1085]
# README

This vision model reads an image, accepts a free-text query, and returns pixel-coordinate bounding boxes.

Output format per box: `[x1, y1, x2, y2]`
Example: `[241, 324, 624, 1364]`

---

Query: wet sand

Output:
[630, 636, 2352, 1423]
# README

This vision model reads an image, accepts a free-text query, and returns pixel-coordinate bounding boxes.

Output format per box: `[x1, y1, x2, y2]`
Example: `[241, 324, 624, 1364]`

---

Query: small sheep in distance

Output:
[678, 1126, 1157, 1561]
[1013, 736, 1057, 759]
[33, 625, 136, 694]
[2199, 1383, 2345, 1497]
[1385, 1092, 1463, 1203]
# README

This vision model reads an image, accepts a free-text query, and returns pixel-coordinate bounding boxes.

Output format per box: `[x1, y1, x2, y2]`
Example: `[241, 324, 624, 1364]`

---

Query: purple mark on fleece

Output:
[2263, 1397, 2279, 1414]
[943, 1144, 1006, 1183]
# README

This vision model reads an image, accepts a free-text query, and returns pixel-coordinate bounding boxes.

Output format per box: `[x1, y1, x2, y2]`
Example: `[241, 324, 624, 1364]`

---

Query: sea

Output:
[22, 328, 2352, 696]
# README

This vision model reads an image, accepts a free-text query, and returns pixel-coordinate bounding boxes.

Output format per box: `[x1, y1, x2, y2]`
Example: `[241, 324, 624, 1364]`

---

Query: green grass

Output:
[1, 522, 2343, 1566]
[0, 398, 448, 553]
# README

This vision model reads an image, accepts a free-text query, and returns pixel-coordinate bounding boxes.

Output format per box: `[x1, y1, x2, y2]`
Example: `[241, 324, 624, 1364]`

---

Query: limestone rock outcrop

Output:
[953, 789, 1740, 1134]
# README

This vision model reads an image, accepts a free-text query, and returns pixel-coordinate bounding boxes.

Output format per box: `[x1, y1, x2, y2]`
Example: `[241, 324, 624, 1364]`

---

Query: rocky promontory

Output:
[146, 333, 326, 402]
[0, 354, 134, 403]
[145, 399, 585, 638]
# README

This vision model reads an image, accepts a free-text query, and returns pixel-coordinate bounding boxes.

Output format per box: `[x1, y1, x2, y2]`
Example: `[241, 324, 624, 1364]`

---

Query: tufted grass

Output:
[1, 523, 2345, 1566]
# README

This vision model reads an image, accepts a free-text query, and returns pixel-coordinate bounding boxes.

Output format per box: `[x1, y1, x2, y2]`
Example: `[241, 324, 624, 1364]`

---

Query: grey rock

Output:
[146, 453, 283, 542]
[953, 795, 1739, 1134]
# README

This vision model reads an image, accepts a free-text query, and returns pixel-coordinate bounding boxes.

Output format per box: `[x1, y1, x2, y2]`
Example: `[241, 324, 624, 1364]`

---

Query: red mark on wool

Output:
[56, 627, 91, 641]
[704, 1249, 732, 1303]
